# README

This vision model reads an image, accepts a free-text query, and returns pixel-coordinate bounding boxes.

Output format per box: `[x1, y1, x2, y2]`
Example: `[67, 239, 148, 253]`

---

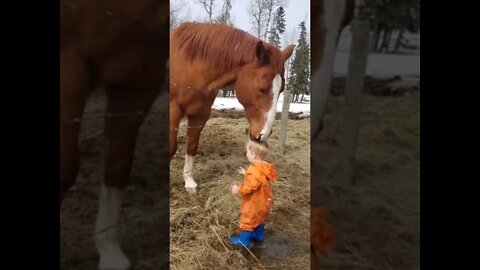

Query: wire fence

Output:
[61, 2, 308, 143]
[61, 1, 168, 23]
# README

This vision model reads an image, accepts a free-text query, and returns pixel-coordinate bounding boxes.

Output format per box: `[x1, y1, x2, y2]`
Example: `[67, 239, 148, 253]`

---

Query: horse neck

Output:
[201, 65, 243, 92]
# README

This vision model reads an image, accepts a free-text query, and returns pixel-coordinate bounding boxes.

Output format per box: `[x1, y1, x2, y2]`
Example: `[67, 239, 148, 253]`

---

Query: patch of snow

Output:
[213, 97, 311, 114]
[333, 52, 420, 78]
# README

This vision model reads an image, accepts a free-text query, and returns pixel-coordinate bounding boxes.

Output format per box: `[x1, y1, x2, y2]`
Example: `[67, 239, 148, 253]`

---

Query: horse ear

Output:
[255, 41, 269, 65]
[282, 44, 295, 61]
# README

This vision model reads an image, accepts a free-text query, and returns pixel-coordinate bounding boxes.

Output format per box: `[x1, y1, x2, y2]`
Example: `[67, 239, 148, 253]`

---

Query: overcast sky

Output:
[172, 0, 310, 47]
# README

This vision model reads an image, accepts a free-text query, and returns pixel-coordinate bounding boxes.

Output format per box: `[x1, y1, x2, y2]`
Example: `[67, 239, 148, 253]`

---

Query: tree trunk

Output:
[263, 0, 274, 40]
[394, 27, 405, 53]
[385, 27, 393, 53]
[370, 20, 379, 52]
[386, 27, 394, 53]
[380, 27, 391, 53]
[379, 28, 387, 52]
[374, 24, 383, 52]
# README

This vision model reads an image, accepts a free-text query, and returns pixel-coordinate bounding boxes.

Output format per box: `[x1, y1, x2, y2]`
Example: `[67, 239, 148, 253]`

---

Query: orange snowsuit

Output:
[238, 161, 277, 231]
[311, 205, 335, 270]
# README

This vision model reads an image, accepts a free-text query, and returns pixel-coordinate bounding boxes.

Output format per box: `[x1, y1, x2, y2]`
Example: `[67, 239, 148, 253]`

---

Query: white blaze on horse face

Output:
[183, 154, 197, 190]
[95, 185, 131, 270]
[259, 74, 281, 141]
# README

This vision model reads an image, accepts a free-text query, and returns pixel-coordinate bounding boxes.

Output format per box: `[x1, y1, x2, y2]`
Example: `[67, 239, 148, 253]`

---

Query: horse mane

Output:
[172, 22, 284, 72]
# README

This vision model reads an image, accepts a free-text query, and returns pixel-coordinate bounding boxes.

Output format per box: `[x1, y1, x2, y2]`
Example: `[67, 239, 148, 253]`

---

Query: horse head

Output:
[235, 41, 295, 142]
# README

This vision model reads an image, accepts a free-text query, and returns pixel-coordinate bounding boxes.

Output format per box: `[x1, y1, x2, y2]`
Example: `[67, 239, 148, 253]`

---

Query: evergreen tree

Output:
[268, 6, 286, 47]
[288, 21, 310, 102]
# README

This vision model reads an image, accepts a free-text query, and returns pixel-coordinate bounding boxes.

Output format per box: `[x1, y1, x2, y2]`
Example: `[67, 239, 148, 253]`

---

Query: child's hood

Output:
[252, 162, 277, 182]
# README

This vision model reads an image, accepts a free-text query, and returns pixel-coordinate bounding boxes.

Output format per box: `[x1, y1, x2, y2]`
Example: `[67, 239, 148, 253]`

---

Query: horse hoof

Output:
[99, 260, 131, 270]
[99, 258, 131, 270]
[186, 187, 197, 194]
[98, 243, 131, 270]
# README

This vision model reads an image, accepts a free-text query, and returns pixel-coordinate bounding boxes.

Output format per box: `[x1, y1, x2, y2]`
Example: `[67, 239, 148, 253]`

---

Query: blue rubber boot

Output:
[230, 230, 253, 247]
[251, 224, 265, 243]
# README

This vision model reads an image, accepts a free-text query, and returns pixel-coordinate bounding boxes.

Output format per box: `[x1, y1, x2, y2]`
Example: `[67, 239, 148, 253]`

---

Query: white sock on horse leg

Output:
[183, 154, 197, 190]
[95, 185, 130, 270]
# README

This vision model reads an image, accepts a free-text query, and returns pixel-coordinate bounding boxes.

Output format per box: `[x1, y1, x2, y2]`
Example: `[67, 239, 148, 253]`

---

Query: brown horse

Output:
[169, 22, 295, 193]
[311, 0, 355, 269]
[60, 0, 168, 269]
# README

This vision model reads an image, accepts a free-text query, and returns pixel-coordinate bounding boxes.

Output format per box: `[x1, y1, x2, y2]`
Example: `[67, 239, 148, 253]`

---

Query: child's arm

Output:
[238, 172, 262, 196]
[237, 167, 246, 175]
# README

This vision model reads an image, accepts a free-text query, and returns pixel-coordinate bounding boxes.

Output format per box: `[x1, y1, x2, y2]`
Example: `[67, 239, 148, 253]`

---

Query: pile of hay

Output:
[60, 90, 309, 270]
[170, 116, 311, 269]
[60, 75, 419, 270]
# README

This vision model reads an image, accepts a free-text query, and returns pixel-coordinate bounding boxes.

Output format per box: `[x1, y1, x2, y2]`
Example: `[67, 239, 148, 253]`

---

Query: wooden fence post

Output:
[339, 18, 370, 184]
[279, 89, 291, 154]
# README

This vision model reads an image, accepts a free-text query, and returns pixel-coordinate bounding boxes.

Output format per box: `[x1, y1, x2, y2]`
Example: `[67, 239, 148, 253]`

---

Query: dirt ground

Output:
[313, 77, 420, 269]
[60, 76, 419, 270]
[60, 90, 310, 270]
[170, 116, 311, 270]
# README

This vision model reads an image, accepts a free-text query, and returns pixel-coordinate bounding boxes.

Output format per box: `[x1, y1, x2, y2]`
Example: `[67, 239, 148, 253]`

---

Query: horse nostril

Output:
[248, 132, 263, 142]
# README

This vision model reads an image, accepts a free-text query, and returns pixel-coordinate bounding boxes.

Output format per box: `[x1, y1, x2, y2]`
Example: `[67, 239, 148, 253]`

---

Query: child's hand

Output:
[237, 167, 246, 175]
[231, 184, 239, 194]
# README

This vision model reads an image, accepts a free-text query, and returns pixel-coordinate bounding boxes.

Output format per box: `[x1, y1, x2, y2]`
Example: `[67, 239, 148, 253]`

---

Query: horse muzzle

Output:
[248, 129, 273, 142]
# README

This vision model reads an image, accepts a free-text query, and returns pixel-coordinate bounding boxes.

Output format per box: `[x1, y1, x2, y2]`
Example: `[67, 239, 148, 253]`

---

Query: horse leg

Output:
[183, 111, 211, 193]
[169, 101, 183, 160]
[95, 86, 158, 270]
[60, 48, 92, 206]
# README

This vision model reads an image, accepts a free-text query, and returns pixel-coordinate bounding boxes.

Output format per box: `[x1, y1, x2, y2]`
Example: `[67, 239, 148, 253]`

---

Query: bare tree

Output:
[197, 0, 216, 22]
[248, 0, 267, 38]
[262, 0, 275, 39]
[215, 0, 234, 24]
[171, 0, 189, 29]
[249, 0, 288, 39]
[283, 26, 298, 82]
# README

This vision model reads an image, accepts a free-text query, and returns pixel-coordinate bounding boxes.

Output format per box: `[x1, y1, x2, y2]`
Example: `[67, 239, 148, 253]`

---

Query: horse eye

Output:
[260, 88, 269, 94]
